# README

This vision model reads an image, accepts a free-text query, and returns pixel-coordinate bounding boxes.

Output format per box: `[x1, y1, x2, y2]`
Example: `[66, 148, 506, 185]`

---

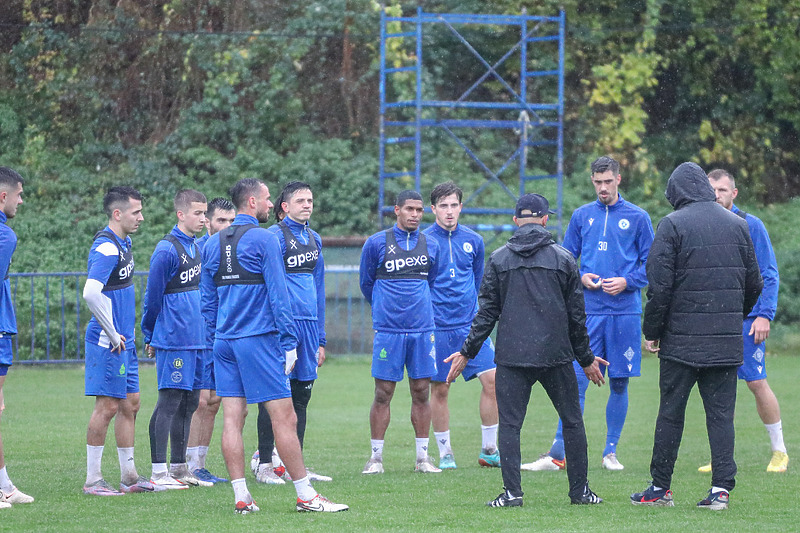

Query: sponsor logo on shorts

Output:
[624, 347, 634, 361]
[753, 348, 765, 363]
[379, 348, 388, 360]
[430, 333, 435, 343]
[119, 363, 125, 376]
[171, 371, 182, 383]
[463, 242, 473, 253]
[173, 357, 184, 369]
[618, 218, 630, 230]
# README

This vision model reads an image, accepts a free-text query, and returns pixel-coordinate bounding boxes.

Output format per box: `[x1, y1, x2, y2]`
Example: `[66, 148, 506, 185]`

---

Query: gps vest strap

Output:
[375, 229, 430, 280]
[213, 224, 265, 286]
[162, 234, 201, 294]
[280, 221, 318, 274]
[94, 230, 134, 292]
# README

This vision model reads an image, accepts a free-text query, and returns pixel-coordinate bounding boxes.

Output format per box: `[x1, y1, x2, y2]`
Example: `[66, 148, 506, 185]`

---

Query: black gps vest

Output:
[375, 229, 430, 280]
[213, 224, 265, 286]
[162, 234, 201, 294]
[279, 221, 319, 274]
[94, 230, 134, 292]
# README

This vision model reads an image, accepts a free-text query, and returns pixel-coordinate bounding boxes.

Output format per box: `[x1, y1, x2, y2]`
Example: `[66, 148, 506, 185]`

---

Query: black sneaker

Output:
[487, 489, 523, 508]
[571, 483, 603, 504]
[631, 485, 674, 507]
[696, 489, 729, 510]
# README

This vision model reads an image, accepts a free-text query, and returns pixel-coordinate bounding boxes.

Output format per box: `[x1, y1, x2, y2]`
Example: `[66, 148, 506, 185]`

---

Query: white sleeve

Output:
[83, 278, 122, 349]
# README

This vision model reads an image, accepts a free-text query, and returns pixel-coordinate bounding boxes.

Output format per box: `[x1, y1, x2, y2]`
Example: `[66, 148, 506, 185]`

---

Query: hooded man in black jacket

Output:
[446, 193, 607, 508]
[632, 162, 762, 511]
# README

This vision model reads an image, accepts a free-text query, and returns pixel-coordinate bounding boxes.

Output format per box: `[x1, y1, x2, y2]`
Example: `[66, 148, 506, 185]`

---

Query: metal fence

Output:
[8, 267, 372, 364]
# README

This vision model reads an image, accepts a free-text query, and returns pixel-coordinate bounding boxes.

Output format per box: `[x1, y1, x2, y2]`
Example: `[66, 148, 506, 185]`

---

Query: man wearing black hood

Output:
[446, 193, 607, 508]
[632, 162, 762, 511]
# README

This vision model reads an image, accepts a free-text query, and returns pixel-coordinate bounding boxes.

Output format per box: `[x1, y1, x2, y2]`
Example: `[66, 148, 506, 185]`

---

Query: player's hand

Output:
[111, 335, 127, 354]
[749, 317, 771, 344]
[645, 339, 660, 353]
[316, 346, 326, 368]
[601, 277, 627, 296]
[285, 348, 298, 375]
[444, 352, 468, 384]
[582, 356, 608, 386]
[144, 343, 155, 358]
[581, 273, 602, 290]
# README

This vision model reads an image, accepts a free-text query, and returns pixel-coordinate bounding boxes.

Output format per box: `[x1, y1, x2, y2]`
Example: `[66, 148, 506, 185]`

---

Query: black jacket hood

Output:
[665, 162, 716, 210]
[506, 222, 554, 257]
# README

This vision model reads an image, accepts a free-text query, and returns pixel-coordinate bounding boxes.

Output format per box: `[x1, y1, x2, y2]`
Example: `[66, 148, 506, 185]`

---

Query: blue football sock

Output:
[603, 377, 629, 457]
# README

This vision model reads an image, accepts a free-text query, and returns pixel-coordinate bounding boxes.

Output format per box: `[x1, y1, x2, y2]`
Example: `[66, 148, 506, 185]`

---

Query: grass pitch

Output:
[1, 354, 797, 532]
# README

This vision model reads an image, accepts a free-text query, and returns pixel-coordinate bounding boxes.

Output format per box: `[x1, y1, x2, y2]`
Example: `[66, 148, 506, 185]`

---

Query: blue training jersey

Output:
[733, 204, 779, 321]
[359, 224, 441, 333]
[562, 195, 654, 315]
[0, 211, 18, 334]
[141, 226, 205, 350]
[200, 214, 297, 351]
[266, 217, 326, 347]
[423, 222, 484, 330]
[85, 226, 137, 347]
[196, 233, 214, 349]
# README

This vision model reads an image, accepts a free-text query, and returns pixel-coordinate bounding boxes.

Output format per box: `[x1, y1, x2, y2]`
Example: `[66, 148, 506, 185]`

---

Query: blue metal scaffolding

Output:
[378, 8, 566, 236]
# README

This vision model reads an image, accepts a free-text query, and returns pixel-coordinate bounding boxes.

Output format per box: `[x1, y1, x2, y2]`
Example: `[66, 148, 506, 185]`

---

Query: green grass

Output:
[1, 353, 797, 532]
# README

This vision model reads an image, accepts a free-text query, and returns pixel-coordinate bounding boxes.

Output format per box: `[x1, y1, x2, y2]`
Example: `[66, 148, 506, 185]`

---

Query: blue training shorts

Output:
[371, 330, 437, 382]
[432, 326, 495, 383]
[586, 314, 641, 378]
[154, 348, 202, 391]
[290, 319, 320, 382]
[197, 348, 216, 390]
[214, 333, 291, 403]
[84, 343, 140, 398]
[0, 335, 13, 367]
[739, 317, 768, 381]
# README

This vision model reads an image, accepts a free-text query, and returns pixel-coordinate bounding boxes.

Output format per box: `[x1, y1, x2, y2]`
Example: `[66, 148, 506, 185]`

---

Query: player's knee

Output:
[431, 382, 449, 401]
[609, 377, 629, 395]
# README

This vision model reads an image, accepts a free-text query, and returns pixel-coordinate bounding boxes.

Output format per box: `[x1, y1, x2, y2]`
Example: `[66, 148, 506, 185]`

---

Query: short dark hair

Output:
[708, 168, 735, 187]
[207, 197, 234, 218]
[277, 181, 312, 222]
[229, 178, 265, 210]
[0, 167, 24, 190]
[590, 156, 620, 176]
[174, 189, 207, 213]
[103, 186, 142, 218]
[396, 189, 423, 207]
[430, 181, 462, 205]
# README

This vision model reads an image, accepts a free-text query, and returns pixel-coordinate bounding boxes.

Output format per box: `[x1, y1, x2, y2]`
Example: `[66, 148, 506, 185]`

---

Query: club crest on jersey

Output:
[463, 242, 473, 253]
[618, 218, 630, 230]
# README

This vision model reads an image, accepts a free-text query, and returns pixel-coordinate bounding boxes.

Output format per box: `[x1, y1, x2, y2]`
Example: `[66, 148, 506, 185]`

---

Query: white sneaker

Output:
[307, 469, 332, 482]
[0, 488, 34, 504]
[255, 463, 286, 485]
[415, 456, 442, 473]
[602, 453, 624, 471]
[362, 457, 384, 474]
[250, 450, 260, 475]
[170, 464, 214, 487]
[521, 454, 565, 471]
[296, 493, 349, 513]
[0, 501, 10, 509]
[151, 472, 189, 490]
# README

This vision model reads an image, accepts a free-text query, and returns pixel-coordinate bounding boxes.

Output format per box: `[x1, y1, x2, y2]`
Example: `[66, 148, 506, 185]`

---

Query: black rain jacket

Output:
[643, 162, 763, 367]
[461, 223, 594, 368]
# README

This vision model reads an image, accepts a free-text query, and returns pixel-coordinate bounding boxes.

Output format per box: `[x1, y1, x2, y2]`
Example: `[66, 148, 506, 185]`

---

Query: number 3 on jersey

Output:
[450, 268, 456, 278]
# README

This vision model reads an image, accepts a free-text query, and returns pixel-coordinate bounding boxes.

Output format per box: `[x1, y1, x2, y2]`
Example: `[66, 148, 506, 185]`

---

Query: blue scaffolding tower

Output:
[378, 8, 566, 237]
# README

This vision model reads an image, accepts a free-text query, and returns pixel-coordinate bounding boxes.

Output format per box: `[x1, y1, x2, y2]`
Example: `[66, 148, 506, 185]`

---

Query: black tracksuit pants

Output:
[496, 362, 588, 500]
[650, 358, 738, 491]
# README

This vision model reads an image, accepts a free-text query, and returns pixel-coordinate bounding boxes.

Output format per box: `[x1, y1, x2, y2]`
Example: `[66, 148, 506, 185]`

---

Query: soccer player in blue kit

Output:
[524, 156, 654, 472]
[83, 186, 157, 496]
[360, 190, 444, 474]
[187, 197, 235, 484]
[705, 169, 788, 473]
[200, 178, 347, 513]
[253, 181, 331, 484]
[423, 182, 500, 470]
[0, 167, 33, 508]
[141, 189, 211, 489]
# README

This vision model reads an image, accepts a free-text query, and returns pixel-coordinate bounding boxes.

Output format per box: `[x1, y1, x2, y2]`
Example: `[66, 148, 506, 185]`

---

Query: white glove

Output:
[284, 348, 298, 375]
